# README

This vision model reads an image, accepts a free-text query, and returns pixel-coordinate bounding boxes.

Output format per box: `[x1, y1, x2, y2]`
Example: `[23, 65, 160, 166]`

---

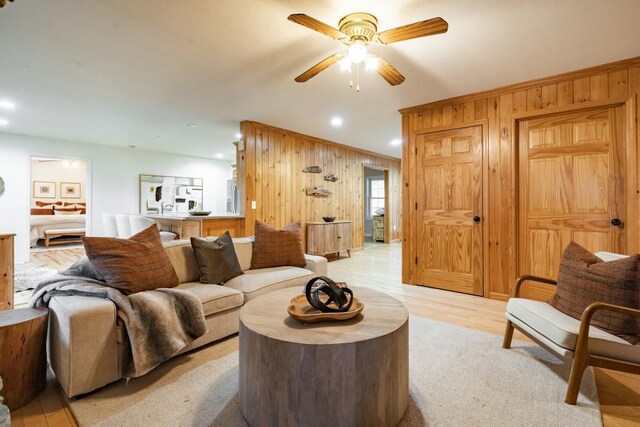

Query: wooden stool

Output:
[0, 308, 48, 410]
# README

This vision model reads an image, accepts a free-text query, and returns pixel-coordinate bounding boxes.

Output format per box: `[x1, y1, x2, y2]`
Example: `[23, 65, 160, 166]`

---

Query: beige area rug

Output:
[69, 316, 601, 427]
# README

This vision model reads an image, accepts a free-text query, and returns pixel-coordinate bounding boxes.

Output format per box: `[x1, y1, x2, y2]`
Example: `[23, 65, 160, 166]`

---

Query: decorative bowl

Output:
[287, 295, 364, 323]
[322, 216, 336, 222]
[189, 211, 211, 216]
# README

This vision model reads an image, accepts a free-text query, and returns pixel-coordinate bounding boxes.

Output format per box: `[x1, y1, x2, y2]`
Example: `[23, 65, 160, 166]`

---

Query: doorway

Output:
[29, 156, 89, 252]
[363, 166, 388, 249]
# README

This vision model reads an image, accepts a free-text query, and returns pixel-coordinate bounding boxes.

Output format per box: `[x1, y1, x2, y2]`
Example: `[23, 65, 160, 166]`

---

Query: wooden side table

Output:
[0, 234, 15, 311]
[0, 308, 48, 410]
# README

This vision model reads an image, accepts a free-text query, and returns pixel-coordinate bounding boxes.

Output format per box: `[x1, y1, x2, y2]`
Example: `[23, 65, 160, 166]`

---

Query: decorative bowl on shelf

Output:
[189, 211, 211, 216]
[322, 216, 336, 222]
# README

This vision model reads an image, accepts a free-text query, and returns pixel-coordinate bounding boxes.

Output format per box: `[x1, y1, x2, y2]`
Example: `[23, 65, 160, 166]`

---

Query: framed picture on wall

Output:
[33, 181, 56, 198]
[60, 182, 81, 199]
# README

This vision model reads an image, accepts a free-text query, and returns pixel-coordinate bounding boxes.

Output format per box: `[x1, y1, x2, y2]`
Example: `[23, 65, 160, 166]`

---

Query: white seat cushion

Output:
[176, 282, 244, 316]
[225, 266, 313, 302]
[507, 298, 640, 363]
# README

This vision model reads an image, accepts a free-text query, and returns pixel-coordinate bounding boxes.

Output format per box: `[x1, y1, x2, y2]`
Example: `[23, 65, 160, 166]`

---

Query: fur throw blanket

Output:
[30, 257, 208, 378]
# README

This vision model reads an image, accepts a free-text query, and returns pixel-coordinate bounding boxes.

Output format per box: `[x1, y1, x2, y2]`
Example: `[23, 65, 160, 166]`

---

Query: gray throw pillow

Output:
[191, 232, 243, 284]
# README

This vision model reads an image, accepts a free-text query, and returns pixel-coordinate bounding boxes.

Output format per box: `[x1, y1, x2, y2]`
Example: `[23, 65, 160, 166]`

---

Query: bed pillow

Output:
[250, 220, 306, 269]
[82, 224, 179, 295]
[36, 201, 62, 207]
[548, 241, 640, 344]
[30, 208, 54, 215]
[53, 209, 82, 215]
[191, 232, 243, 284]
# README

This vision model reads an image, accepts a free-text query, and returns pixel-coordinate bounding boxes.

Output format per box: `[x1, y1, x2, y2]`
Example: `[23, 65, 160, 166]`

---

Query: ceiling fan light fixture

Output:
[364, 54, 379, 71]
[347, 40, 367, 64]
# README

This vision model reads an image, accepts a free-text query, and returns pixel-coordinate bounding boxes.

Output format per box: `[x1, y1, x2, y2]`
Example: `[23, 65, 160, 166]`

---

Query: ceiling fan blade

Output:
[377, 17, 448, 44]
[295, 53, 344, 83]
[288, 14, 346, 41]
[376, 57, 405, 86]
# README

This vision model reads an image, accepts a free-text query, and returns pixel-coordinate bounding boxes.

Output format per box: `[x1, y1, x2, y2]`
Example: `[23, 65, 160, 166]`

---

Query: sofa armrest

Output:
[304, 254, 327, 276]
[48, 295, 121, 397]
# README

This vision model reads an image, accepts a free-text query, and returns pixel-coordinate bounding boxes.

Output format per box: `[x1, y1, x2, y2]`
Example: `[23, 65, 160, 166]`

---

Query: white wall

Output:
[31, 158, 87, 205]
[0, 133, 232, 262]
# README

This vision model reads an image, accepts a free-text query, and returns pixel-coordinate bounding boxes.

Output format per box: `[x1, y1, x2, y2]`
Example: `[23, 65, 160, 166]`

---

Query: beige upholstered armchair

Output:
[502, 251, 640, 405]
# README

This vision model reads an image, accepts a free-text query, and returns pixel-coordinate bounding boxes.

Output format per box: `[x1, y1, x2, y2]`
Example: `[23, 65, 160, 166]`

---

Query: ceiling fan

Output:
[288, 12, 448, 87]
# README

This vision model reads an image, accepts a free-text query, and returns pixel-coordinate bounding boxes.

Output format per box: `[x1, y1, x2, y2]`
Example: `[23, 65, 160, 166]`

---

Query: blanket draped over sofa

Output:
[30, 257, 208, 378]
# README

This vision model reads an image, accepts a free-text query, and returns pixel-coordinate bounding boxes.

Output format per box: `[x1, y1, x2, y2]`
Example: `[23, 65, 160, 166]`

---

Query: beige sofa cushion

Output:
[176, 282, 244, 316]
[507, 298, 640, 363]
[225, 266, 313, 302]
[232, 237, 254, 271]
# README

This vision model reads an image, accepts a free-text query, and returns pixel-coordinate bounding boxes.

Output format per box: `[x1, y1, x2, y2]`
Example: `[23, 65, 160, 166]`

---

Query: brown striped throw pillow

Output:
[82, 224, 179, 295]
[548, 241, 640, 344]
[250, 221, 306, 269]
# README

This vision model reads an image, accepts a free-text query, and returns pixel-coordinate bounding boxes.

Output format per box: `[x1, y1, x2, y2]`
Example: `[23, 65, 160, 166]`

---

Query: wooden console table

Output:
[0, 234, 15, 311]
[0, 308, 48, 410]
[306, 221, 352, 257]
[144, 215, 245, 239]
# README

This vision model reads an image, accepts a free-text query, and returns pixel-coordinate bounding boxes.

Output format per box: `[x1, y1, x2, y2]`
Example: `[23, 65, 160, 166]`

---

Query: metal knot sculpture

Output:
[304, 276, 353, 313]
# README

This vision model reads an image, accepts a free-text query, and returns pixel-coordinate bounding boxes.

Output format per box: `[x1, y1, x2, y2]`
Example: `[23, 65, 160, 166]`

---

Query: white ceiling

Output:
[1, 0, 639, 160]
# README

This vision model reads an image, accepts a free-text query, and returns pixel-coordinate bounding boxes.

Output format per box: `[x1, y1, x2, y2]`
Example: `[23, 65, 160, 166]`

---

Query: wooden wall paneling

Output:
[401, 56, 640, 301]
[240, 121, 256, 236]
[240, 121, 401, 253]
[485, 98, 499, 298]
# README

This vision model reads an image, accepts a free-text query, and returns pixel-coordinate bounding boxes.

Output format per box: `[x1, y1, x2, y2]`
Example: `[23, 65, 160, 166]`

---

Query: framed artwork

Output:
[33, 181, 56, 198]
[60, 182, 81, 199]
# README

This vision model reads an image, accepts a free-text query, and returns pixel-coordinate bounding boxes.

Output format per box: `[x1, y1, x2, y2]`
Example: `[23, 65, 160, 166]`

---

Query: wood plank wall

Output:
[400, 56, 640, 300]
[239, 121, 402, 250]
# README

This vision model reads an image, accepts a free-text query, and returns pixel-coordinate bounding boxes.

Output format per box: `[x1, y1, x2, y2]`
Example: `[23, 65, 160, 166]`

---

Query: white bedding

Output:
[30, 214, 86, 247]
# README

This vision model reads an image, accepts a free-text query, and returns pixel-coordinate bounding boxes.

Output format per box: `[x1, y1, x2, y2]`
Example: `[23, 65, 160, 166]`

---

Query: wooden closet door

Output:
[415, 126, 483, 296]
[519, 107, 626, 299]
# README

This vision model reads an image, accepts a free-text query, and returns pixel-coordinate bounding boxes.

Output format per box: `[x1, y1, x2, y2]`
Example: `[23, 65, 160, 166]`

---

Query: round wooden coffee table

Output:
[239, 287, 409, 427]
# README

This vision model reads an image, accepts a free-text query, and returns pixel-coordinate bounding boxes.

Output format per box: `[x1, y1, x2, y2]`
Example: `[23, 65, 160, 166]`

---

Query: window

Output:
[367, 177, 385, 219]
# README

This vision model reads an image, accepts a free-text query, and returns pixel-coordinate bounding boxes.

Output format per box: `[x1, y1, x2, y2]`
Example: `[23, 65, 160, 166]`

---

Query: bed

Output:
[30, 213, 86, 247]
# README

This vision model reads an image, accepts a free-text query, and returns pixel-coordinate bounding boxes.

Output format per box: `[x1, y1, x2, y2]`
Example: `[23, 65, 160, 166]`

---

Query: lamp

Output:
[347, 40, 367, 64]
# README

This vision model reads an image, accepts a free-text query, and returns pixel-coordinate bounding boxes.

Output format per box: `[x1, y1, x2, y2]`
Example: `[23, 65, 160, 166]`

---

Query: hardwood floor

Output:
[10, 243, 640, 426]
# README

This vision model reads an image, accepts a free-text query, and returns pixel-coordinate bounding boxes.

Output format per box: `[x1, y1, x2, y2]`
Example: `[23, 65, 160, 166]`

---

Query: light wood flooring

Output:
[10, 243, 640, 426]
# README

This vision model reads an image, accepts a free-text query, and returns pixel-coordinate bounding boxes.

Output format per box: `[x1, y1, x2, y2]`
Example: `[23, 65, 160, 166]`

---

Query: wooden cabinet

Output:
[307, 221, 352, 257]
[373, 216, 385, 242]
[0, 234, 15, 311]
[149, 216, 245, 239]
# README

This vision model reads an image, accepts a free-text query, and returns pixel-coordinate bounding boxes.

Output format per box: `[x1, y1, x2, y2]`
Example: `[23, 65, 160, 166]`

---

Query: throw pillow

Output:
[82, 224, 179, 295]
[548, 241, 640, 344]
[30, 208, 54, 215]
[36, 201, 62, 207]
[250, 220, 306, 269]
[191, 232, 243, 284]
[53, 209, 82, 215]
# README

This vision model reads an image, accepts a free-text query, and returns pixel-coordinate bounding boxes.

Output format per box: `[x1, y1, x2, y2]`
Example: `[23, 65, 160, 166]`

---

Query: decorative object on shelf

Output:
[323, 173, 338, 182]
[188, 210, 211, 216]
[305, 276, 353, 312]
[306, 186, 332, 197]
[60, 182, 81, 199]
[322, 216, 336, 222]
[0, 0, 16, 9]
[33, 181, 56, 198]
[302, 166, 322, 173]
[0, 177, 4, 197]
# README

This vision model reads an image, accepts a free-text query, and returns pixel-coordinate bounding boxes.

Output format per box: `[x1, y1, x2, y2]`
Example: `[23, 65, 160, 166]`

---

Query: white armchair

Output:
[101, 213, 118, 237]
[502, 251, 640, 404]
[114, 214, 133, 238]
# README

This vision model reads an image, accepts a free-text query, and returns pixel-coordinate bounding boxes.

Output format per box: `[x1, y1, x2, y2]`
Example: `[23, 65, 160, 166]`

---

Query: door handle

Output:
[611, 218, 623, 227]
[473, 216, 481, 223]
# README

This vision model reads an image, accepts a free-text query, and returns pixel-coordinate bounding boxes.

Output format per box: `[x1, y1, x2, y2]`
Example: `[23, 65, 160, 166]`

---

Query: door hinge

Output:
[414, 147, 418, 155]
[415, 202, 418, 210]
[415, 256, 418, 265]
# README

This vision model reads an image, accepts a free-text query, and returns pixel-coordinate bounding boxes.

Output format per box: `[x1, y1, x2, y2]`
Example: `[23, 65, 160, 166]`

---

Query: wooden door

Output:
[518, 106, 626, 299]
[415, 126, 484, 296]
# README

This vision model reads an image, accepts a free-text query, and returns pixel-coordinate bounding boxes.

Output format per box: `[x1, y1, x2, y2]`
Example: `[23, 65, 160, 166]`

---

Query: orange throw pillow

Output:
[250, 221, 306, 269]
[82, 224, 179, 295]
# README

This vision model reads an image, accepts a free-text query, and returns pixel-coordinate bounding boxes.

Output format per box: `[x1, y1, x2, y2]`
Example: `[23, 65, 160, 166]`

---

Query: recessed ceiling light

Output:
[215, 153, 224, 159]
[390, 138, 402, 146]
[0, 100, 16, 110]
[330, 116, 343, 127]
[0, 118, 8, 126]
[185, 123, 197, 128]
[235, 133, 242, 139]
